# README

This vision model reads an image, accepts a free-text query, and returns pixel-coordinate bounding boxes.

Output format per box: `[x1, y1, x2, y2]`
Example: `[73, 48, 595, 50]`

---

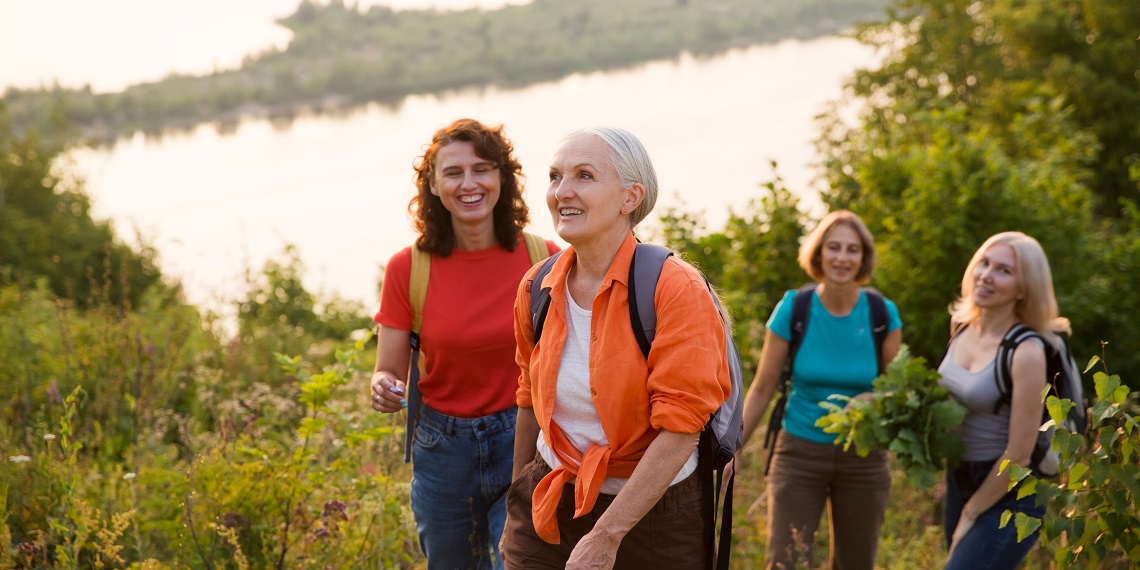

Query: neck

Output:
[816, 280, 861, 314]
[569, 227, 629, 282]
[451, 218, 497, 251]
[975, 306, 1018, 336]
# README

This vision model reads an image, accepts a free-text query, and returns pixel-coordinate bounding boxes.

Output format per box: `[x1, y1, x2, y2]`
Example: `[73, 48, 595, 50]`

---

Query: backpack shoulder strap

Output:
[993, 323, 1038, 413]
[522, 231, 549, 264]
[409, 247, 431, 334]
[863, 288, 890, 375]
[627, 243, 673, 358]
[788, 282, 818, 364]
[528, 250, 564, 345]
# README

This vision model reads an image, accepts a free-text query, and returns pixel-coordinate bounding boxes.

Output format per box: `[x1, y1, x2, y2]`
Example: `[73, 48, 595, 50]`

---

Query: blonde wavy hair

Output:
[949, 231, 1070, 347]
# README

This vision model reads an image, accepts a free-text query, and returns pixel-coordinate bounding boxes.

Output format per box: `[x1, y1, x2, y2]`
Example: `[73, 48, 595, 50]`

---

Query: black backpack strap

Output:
[863, 288, 890, 375]
[763, 282, 816, 474]
[993, 323, 1037, 414]
[528, 251, 564, 345]
[626, 243, 672, 358]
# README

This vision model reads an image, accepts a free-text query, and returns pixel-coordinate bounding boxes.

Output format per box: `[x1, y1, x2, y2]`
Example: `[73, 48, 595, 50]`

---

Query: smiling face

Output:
[547, 133, 642, 249]
[430, 140, 501, 229]
[818, 223, 864, 286]
[971, 243, 1022, 309]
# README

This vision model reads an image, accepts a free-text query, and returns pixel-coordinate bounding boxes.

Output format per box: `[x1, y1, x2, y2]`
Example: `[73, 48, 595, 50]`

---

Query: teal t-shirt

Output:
[767, 288, 903, 444]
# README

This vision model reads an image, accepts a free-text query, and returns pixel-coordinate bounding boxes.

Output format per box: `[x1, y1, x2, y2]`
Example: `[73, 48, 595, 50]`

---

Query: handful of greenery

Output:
[815, 345, 967, 488]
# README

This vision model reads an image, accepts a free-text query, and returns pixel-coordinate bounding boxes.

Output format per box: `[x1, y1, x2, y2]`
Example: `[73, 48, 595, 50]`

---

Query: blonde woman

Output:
[937, 231, 1067, 569]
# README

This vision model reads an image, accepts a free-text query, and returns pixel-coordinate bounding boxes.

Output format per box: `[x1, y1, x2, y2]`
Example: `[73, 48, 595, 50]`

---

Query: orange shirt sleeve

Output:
[645, 257, 731, 434]
[514, 261, 542, 409]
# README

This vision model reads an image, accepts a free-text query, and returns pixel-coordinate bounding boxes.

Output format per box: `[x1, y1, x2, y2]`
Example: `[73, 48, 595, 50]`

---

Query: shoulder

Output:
[1010, 330, 1048, 371]
[384, 246, 415, 276]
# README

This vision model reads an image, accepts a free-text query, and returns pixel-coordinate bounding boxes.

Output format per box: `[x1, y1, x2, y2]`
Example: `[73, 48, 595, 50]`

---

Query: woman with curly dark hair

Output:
[370, 118, 557, 570]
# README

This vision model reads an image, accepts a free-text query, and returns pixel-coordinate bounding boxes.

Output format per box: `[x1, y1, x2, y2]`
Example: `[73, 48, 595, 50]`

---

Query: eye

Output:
[443, 169, 461, 178]
[578, 171, 593, 180]
[549, 171, 561, 183]
[474, 165, 493, 174]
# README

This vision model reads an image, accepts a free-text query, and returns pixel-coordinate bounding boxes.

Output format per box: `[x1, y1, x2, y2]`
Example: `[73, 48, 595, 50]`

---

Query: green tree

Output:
[0, 108, 163, 309]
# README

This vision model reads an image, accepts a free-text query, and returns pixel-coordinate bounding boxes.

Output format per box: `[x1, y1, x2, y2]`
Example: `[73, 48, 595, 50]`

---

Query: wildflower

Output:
[44, 434, 56, 441]
[322, 499, 348, 521]
[17, 541, 42, 555]
[312, 524, 331, 540]
[9, 455, 31, 463]
[47, 381, 63, 405]
[123, 472, 137, 480]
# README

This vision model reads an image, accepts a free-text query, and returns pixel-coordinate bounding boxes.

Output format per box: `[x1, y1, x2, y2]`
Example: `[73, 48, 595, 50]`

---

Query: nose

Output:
[552, 178, 574, 202]
[460, 171, 478, 189]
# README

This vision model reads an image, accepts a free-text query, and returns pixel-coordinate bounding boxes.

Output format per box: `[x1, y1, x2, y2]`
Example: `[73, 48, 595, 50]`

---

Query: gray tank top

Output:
[937, 335, 1039, 462]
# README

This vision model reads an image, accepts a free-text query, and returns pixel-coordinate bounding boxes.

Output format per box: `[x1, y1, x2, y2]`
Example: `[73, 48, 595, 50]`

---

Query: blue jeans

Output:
[411, 405, 516, 570]
[943, 460, 1046, 570]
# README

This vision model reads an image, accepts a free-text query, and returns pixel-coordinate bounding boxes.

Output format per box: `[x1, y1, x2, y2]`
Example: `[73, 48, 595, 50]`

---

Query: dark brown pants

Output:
[765, 432, 891, 570]
[501, 455, 707, 569]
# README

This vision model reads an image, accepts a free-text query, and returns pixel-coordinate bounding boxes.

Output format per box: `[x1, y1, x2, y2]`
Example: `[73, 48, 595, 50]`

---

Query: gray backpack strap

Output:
[528, 250, 564, 344]
[627, 243, 673, 356]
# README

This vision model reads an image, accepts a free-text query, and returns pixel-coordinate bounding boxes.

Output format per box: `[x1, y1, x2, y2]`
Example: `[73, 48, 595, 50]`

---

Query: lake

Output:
[2, 1, 877, 323]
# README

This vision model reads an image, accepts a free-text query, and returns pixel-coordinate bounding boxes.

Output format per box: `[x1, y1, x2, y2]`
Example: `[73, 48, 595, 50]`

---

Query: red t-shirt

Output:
[376, 238, 558, 418]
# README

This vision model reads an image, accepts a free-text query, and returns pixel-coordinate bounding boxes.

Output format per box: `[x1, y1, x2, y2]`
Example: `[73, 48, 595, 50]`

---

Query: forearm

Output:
[740, 377, 777, 446]
[590, 429, 699, 539]
[513, 407, 540, 480]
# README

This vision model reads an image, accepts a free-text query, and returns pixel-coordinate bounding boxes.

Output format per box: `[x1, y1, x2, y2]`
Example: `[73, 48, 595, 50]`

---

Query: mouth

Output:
[458, 194, 484, 205]
[559, 208, 584, 216]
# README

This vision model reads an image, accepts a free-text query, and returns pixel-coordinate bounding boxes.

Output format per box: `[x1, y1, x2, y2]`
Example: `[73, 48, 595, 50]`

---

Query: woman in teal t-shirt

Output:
[737, 210, 902, 570]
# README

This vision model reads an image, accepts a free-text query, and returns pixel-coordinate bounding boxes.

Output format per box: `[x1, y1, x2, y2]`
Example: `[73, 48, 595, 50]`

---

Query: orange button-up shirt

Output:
[513, 232, 731, 544]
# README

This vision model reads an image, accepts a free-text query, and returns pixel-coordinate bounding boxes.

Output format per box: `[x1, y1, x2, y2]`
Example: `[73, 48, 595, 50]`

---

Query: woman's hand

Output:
[369, 371, 406, 413]
[565, 529, 620, 570]
[947, 511, 976, 559]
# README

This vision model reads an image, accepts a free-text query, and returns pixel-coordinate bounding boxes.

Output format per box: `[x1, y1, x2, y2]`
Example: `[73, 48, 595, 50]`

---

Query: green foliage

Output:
[0, 110, 164, 309]
[655, 176, 807, 378]
[816, 0, 1140, 380]
[1, 0, 886, 141]
[998, 356, 1140, 568]
[816, 345, 967, 488]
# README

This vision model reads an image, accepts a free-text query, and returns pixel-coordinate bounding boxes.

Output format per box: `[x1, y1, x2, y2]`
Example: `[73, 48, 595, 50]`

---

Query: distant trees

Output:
[1, 0, 887, 141]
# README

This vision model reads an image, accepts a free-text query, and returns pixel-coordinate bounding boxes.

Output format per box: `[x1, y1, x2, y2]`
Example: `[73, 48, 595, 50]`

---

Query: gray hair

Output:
[576, 127, 659, 227]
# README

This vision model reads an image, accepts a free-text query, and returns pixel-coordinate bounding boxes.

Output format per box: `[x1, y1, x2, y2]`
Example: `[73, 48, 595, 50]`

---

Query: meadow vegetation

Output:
[3, 0, 1139, 567]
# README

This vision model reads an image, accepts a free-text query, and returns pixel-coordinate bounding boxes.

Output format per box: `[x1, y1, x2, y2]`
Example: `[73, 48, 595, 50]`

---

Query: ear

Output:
[429, 184, 440, 197]
[622, 182, 645, 216]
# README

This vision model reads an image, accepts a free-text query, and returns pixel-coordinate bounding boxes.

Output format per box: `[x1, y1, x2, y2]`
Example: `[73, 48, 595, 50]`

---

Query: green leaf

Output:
[1014, 513, 1042, 542]
[1066, 463, 1089, 490]
[1016, 477, 1038, 500]
[1084, 355, 1100, 374]
[1094, 372, 1121, 401]
[999, 509, 1013, 529]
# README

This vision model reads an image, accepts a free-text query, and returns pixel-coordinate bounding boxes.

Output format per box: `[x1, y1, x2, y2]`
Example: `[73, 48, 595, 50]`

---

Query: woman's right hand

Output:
[370, 371, 407, 414]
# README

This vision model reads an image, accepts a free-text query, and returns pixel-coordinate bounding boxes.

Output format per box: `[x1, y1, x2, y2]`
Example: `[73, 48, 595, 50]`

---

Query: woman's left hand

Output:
[565, 530, 620, 570]
[947, 512, 975, 559]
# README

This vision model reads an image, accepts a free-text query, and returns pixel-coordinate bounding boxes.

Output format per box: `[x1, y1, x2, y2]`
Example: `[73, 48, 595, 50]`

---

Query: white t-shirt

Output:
[537, 284, 697, 494]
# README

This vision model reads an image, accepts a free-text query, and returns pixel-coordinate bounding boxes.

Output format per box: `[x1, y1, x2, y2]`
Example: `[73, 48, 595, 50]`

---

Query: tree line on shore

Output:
[1, 0, 885, 143]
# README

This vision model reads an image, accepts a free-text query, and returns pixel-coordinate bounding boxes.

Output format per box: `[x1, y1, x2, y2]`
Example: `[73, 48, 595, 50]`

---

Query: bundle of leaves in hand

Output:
[815, 345, 968, 488]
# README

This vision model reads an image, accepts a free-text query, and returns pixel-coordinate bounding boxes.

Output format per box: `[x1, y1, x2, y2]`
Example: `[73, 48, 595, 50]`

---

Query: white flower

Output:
[123, 472, 137, 480]
[43, 434, 56, 441]
[9, 455, 31, 463]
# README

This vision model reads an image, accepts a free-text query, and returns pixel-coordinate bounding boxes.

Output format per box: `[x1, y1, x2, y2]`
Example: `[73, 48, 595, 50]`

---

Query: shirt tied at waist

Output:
[531, 421, 639, 544]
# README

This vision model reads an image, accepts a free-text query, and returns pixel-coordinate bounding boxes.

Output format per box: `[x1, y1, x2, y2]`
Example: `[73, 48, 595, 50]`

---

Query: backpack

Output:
[528, 242, 743, 570]
[401, 231, 550, 463]
[991, 323, 1088, 477]
[762, 282, 890, 474]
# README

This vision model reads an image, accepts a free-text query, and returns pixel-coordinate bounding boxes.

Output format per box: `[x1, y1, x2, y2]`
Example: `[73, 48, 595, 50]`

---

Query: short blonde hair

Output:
[797, 210, 877, 284]
[949, 231, 1070, 345]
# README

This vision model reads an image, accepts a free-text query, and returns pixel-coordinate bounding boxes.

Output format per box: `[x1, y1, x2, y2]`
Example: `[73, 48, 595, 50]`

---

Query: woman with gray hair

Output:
[500, 128, 732, 569]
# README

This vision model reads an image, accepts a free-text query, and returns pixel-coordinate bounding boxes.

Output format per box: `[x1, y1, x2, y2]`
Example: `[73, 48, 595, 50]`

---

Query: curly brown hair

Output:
[409, 118, 529, 256]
